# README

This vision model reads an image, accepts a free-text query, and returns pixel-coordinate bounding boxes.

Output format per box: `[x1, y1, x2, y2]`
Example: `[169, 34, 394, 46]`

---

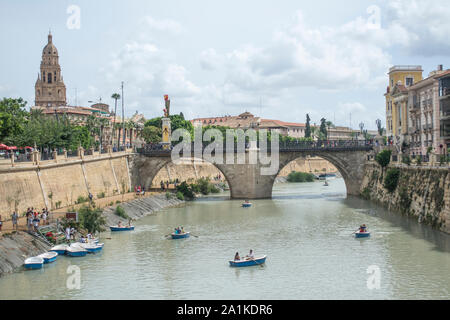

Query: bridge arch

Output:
[275, 151, 368, 196]
[129, 155, 234, 196]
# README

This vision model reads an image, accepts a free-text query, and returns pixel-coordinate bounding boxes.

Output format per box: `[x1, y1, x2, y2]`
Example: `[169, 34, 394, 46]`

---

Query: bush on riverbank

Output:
[176, 178, 221, 200]
[115, 206, 129, 219]
[176, 192, 184, 200]
[376, 150, 392, 168]
[287, 171, 315, 183]
[78, 205, 106, 234]
[384, 168, 400, 193]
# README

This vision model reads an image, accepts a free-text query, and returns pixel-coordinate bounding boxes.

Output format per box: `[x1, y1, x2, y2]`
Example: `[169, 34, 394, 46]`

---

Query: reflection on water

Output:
[0, 179, 449, 300]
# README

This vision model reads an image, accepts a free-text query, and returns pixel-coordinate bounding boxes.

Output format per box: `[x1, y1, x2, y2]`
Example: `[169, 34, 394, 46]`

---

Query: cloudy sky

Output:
[1, 0, 450, 129]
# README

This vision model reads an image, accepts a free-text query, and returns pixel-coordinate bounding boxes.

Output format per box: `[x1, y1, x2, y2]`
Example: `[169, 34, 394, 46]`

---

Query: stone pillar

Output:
[107, 144, 112, 155]
[161, 117, 172, 150]
[78, 146, 84, 159]
[63, 148, 67, 159]
[52, 149, 58, 163]
[33, 150, 40, 165]
[89, 147, 95, 156]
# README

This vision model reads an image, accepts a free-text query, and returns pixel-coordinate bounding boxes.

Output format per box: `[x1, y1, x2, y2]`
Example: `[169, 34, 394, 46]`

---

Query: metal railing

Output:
[138, 140, 374, 156]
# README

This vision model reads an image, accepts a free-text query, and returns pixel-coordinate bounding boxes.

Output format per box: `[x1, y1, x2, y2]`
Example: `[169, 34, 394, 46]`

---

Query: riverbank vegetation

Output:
[175, 178, 221, 200]
[287, 171, 316, 183]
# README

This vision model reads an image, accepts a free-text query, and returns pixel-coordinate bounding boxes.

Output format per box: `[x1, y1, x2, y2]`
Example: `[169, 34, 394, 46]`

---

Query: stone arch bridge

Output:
[129, 141, 372, 199]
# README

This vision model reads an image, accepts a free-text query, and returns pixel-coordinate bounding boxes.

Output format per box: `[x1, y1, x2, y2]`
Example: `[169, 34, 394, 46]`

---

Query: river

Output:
[0, 178, 449, 300]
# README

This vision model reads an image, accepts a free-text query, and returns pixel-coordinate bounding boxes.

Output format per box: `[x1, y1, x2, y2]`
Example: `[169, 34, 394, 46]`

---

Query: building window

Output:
[406, 77, 414, 87]
[48, 72, 52, 84]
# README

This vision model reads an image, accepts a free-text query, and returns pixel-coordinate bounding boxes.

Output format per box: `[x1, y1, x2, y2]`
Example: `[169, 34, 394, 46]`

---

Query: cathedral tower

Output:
[35, 31, 67, 107]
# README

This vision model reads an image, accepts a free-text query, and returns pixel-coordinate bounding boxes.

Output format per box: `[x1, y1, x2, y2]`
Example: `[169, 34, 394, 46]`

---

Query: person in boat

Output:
[234, 252, 240, 261]
[118, 221, 122, 228]
[245, 249, 254, 260]
[128, 218, 132, 226]
[359, 224, 368, 233]
[181, 226, 184, 234]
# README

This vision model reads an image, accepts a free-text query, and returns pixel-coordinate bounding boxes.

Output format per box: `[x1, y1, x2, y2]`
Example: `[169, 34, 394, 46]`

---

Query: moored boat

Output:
[355, 231, 371, 238]
[110, 226, 135, 231]
[77, 242, 104, 253]
[38, 251, 58, 264]
[66, 245, 88, 257]
[229, 255, 267, 268]
[50, 244, 68, 255]
[24, 257, 44, 270]
[171, 232, 190, 239]
[242, 202, 252, 208]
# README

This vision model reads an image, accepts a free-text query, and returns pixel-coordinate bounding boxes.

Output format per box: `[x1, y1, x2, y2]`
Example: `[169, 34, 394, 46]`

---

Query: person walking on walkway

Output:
[0, 214, 3, 232]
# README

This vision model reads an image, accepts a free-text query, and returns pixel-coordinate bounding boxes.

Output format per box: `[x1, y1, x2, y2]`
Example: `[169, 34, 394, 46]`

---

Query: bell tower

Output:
[35, 31, 67, 107]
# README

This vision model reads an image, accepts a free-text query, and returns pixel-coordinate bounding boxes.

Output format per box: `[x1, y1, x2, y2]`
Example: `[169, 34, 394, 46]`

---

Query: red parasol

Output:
[0, 143, 7, 150]
[7, 146, 17, 150]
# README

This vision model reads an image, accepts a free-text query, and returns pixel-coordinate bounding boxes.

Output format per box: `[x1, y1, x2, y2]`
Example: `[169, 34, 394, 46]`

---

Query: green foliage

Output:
[376, 150, 392, 168]
[76, 195, 89, 204]
[319, 118, 328, 139]
[426, 146, 433, 155]
[115, 206, 129, 219]
[176, 181, 195, 200]
[0, 98, 28, 142]
[78, 205, 106, 234]
[305, 114, 311, 138]
[55, 201, 62, 209]
[141, 125, 162, 143]
[97, 192, 105, 199]
[402, 155, 411, 166]
[176, 192, 184, 201]
[116, 200, 121, 204]
[384, 168, 400, 193]
[415, 155, 422, 165]
[287, 171, 316, 183]
[398, 186, 411, 213]
[361, 187, 371, 200]
[166, 192, 174, 200]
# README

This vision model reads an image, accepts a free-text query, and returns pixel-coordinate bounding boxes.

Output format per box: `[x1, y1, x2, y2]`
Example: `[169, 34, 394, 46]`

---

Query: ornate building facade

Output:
[35, 32, 67, 107]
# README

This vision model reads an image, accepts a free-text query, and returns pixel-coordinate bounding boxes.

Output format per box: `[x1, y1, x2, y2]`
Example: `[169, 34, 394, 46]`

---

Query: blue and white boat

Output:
[229, 255, 267, 268]
[110, 226, 134, 231]
[77, 242, 104, 253]
[171, 232, 190, 239]
[50, 244, 68, 255]
[66, 245, 88, 257]
[242, 202, 252, 208]
[38, 251, 58, 264]
[24, 256, 44, 270]
[355, 231, 371, 238]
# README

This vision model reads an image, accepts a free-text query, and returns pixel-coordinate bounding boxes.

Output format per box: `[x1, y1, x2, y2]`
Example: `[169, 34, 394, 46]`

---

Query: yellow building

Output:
[385, 66, 423, 143]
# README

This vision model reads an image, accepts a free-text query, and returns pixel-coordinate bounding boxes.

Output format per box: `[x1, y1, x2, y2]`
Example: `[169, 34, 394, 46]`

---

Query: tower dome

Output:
[42, 32, 58, 56]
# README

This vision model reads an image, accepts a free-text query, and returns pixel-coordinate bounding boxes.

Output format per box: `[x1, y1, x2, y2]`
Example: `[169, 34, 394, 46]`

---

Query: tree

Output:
[376, 119, 384, 136]
[111, 93, 120, 147]
[305, 114, 311, 138]
[319, 118, 328, 139]
[78, 205, 106, 234]
[376, 150, 391, 168]
[0, 98, 28, 143]
[141, 126, 162, 143]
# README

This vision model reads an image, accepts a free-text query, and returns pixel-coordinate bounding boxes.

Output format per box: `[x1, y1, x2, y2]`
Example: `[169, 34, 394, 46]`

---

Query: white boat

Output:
[24, 256, 44, 269]
[38, 251, 58, 263]
[77, 242, 104, 253]
[50, 244, 68, 255]
[66, 244, 88, 257]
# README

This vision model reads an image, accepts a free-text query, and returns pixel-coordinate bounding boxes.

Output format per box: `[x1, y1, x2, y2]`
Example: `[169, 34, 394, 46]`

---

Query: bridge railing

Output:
[137, 140, 373, 155]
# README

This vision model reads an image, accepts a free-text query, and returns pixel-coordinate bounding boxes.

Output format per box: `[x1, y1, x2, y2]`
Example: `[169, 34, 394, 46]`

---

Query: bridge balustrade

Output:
[137, 140, 373, 156]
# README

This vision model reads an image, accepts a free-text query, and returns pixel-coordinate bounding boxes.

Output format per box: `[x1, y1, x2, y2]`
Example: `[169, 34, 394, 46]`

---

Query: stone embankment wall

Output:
[0, 231, 50, 276]
[0, 154, 132, 216]
[102, 193, 183, 226]
[151, 157, 337, 187]
[360, 162, 450, 234]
